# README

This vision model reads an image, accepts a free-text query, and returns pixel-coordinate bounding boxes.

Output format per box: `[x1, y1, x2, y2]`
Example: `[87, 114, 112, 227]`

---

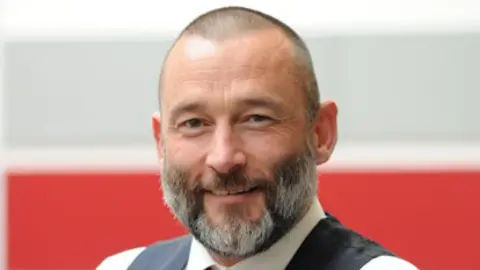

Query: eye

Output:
[180, 118, 204, 129]
[245, 114, 274, 125]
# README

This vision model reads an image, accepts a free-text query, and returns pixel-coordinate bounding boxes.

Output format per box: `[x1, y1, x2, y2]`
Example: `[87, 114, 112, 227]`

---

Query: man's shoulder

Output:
[96, 247, 146, 270]
[96, 236, 191, 270]
[306, 215, 418, 270]
[360, 256, 419, 270]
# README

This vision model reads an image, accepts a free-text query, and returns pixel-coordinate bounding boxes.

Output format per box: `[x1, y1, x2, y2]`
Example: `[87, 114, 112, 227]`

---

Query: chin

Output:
[208, 204, 266, 226]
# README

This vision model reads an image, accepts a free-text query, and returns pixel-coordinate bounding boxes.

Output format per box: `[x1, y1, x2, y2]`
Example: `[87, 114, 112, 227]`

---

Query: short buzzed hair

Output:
[159, 6, 320, 124]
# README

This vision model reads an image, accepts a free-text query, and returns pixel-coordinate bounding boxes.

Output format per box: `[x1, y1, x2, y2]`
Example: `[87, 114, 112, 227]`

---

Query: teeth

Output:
[212, 187, 254, 196]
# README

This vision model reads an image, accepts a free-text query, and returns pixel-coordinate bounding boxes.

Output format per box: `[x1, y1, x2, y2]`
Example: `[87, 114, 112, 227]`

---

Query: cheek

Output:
[243, 134, 277, 155]
[241, 131, 297, 176]
[165, 139, 207, 169]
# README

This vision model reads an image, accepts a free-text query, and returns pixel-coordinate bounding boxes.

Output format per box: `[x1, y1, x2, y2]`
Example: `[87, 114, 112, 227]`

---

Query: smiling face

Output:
[153, 27, 338, 261]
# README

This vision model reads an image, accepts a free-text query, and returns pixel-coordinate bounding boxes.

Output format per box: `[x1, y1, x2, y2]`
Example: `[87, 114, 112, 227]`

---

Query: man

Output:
[98, 6, 418, 270]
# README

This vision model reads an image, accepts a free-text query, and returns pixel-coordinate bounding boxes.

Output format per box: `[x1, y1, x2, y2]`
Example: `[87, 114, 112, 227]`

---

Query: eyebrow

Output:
[169, 97, 287, 121]
[169, 101, 205, 122]
[237, 97, 286, 115]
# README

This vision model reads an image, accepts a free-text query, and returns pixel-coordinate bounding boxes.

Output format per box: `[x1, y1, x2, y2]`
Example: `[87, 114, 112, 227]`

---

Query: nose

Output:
[205, 127, 246, 174]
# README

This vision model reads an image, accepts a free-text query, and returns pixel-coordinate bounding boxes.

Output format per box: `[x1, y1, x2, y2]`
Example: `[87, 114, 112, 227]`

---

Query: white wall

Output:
[4, 0, 480, 38]
[1, 0, 7, 268]
[3, 1, 480, 169]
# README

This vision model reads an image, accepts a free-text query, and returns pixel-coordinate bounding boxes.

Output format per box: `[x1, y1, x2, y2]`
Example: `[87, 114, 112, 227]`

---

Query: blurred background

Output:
[2, 0, 480, 269]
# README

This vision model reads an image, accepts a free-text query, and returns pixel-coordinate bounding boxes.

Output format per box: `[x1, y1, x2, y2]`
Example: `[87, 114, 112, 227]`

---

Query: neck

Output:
[210, 255, 243, 267]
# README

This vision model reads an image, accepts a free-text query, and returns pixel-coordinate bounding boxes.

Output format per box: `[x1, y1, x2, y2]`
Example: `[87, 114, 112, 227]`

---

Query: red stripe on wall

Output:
[7, 170, 480, 270]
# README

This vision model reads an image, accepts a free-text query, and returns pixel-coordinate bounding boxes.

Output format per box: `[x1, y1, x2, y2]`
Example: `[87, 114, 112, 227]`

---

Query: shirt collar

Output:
[185, 199, 326, 270]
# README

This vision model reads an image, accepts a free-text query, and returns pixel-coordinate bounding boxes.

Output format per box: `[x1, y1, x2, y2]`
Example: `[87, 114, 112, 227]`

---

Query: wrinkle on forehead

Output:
[161, 28, 307, 109]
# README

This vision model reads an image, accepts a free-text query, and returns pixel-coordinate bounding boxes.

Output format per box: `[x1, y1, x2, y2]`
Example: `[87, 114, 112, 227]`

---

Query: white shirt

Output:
[97, 200, 418, 270]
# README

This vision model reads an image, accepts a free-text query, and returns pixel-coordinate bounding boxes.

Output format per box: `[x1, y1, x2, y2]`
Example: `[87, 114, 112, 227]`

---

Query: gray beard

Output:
[160, 144, 318, 258]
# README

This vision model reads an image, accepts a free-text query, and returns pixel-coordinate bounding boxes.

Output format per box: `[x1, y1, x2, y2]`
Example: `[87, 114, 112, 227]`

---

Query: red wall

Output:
[7, 170, 480, 270]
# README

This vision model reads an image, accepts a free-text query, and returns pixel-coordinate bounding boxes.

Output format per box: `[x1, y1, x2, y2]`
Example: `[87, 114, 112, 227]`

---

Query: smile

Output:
[210, 186, 258, 196]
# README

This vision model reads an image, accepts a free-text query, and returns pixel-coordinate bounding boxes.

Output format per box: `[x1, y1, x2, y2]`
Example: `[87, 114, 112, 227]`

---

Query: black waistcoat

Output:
[127, 214, 396, 270]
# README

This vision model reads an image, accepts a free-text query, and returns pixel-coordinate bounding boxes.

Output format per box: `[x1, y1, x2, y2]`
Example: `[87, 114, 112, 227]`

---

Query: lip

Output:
[210, 186, 257, 196]
[205, 188, 260, 204]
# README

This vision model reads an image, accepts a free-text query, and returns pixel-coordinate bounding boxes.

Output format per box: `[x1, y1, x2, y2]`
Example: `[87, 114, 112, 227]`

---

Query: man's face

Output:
[155, 29, 334, 258]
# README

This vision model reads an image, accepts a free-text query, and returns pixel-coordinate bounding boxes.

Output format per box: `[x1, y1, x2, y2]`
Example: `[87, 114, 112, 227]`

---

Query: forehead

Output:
[161, 28, 306, 112]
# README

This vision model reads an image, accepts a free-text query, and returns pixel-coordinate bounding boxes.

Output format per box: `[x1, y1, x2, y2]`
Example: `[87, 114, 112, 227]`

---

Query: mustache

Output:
[199, 171, 274, 192]
[163, 144, 315, 197]
[166, 152, 312, 194]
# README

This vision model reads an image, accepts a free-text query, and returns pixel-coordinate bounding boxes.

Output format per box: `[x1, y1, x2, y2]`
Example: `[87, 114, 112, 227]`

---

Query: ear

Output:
[152, 112, 163, 161]
[312, 100, 338, 165]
